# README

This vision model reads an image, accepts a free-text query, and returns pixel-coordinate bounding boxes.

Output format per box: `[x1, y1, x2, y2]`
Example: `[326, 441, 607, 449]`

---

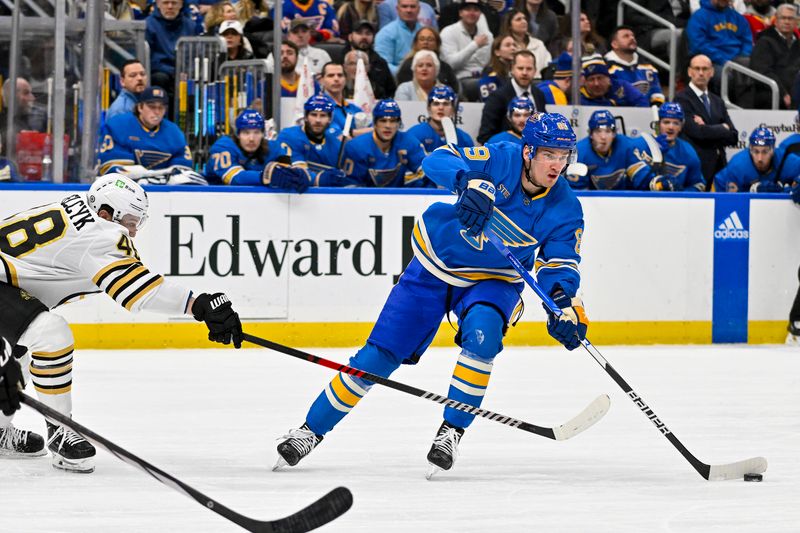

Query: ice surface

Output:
[3, 344, 797, 532]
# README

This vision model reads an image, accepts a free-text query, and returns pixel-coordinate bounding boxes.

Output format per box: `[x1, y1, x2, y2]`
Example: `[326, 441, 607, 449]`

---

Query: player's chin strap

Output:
[521, 145, 546, 196]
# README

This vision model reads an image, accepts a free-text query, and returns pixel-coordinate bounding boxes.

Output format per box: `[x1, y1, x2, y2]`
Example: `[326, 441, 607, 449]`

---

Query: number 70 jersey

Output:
[0, 193, 191, 314]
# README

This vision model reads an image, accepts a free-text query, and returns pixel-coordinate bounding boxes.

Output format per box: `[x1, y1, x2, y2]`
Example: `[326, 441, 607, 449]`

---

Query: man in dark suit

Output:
[477, 50, 547, 144]
[675, 53, 739, 190]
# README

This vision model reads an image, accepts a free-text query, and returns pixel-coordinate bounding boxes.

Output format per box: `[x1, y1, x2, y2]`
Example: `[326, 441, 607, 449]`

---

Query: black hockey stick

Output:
[484, 229, 768, 481]
[20, 393, 353, 532]
[242, 332, 609, 441]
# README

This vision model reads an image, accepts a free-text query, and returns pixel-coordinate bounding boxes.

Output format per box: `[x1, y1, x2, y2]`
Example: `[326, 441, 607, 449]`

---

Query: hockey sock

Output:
[18, 313, 75, 416]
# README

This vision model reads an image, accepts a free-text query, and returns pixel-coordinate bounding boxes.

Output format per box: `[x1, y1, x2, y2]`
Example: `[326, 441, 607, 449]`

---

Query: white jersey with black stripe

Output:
[0, 193, 191, 314]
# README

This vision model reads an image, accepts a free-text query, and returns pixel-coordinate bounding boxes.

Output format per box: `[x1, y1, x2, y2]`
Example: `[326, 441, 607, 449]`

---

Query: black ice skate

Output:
[0, 425, 47, 457]
[47, 421, 96, 473]
[274, 423, 323, 470]
[426, 421, 465, 480]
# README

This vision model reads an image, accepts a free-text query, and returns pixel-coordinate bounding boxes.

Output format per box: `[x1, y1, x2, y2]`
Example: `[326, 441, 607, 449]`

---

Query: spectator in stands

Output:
[486, 96, 533, 145]
[397, 27, 460, 94]
[743, 0, 775, 41]
[343, 50, 370, 99]
[407, 86, 474, 151]
[502, 8, 551, 78]
[0, 77, 45, 135]
[579, 58, 649, 107]
[337, 0, 379, 40]
[204, 0, 237, 35]
[98, 87, 192, 177]
[377, 0, 437, 30]
[478, 35, 520, 101]
[107, 60, 148, 121]
[219, 20, 255, 61]
[477, 49, 546, 143]
[279, 41, 302, 96]
[441, 0, 494, 82]
[341, 98, 428, 187]
[146, 0, 198, 96]
[344, 20, 396, 99]
[318, 62, 363, 132]
[516, 0, 559, 54]
[268, 19, 333, 75]
[625, 0, 689, 60]
[206, 109, 309, 190]
[750, 4, 800, 109]
[686, 0, 752, 93]
[439, 0, 501, 36]
[632, 102, 705, 192]
[276, 0, 340, 42]
[536, 52, 572, 104]
[395, 50, 445, 101]
[605, 25, 665, 106]
[714, 126, 800, 192]
[556, 11, 606, 56]
[374, 0, 423, 75]
[675, 53, 739, 188]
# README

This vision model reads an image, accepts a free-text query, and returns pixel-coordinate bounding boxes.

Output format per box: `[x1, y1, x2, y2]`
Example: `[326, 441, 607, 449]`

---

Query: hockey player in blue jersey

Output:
[274, 112, 589, 477]
[340, 98, 429, 187]
[567, 109, 650, 190]
[406, 86, 474, 152]
[204, 109, 310, 191]
[579, 59, 649, 108]
[276, 94, 353, 186]
[98, 87, 193, 176]
[486, 97, 533, 145]
[630, 103, 705, 192]
[715, 127, 800, 193]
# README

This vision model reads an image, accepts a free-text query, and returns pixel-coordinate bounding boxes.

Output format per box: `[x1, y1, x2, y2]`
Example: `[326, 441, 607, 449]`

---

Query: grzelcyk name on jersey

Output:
[714, 211, 749, 240]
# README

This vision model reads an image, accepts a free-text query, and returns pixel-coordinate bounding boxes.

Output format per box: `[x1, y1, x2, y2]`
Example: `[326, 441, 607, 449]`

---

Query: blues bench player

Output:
[205, 109, 310, 192]
[715, 127, 800, 193]
[406, 86, 474, 152]
[275, 113, 589, 478]
[485, 97, 534, 145]
[0, 175, 243, 472]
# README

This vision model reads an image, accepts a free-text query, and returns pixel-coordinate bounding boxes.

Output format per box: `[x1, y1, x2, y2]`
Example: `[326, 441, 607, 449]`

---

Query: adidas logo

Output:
[714, 211, 749, 240]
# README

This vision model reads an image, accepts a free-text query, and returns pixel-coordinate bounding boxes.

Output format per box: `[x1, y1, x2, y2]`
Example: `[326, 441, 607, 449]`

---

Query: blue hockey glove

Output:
[655, 133, 670, 152]
[792, 183, 800, 205]
[316, 168, 352, 187]
[649, 175, 674, 191]
[749, 180, 784, 193]
[455, 171, 495, 237]
[263, 163, 310, 193]
[545, 291, 589, 351]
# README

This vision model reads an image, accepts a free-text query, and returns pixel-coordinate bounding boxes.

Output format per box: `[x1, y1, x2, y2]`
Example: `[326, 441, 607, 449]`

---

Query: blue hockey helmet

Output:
[304, 93, 335, 115]
[373, 98, 402, 120]
[658, 102, 684, 121]
[522, 112, 577, 160]
[588, 109, 616, 132]
[749, 127, 775, 148]
[507, 96, 534, 117]
[428, 85, 457, 106]
[235, 109, 265, 133]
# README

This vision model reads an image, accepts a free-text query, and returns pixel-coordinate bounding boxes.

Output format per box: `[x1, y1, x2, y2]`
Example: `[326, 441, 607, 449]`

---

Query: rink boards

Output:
[0, 185, 797, 347]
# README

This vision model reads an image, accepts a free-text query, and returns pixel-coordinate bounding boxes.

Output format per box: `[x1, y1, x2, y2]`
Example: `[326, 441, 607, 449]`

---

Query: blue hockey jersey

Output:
[341, 131, 428, 187]
[419, 142, 583, 297]
[276, 124, 342, 178]
[629, 136, 705, 191]
[778, 133, 800, 152]
[714, 146, 800, 192]
[204, 135, 289, 185]
[605, 53, 665, 105]
[98, 113, 192, 175]
[579, 79, 649, 107]
[273, 0, 338, 37]
[537, 80, 568, 105]
[568, 134, 650, 190]
[406, 121, 474, 153]
[486, 130, 523, 146]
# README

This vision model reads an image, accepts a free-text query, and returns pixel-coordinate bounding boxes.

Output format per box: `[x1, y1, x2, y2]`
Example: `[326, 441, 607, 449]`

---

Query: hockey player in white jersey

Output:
[0, 174, 243, 472]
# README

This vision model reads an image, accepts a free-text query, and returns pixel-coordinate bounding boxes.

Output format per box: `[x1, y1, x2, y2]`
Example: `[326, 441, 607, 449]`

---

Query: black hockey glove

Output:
[192, 293, 243, 349]
[0, 337, 24, 416]
[455, 170, 495, 237]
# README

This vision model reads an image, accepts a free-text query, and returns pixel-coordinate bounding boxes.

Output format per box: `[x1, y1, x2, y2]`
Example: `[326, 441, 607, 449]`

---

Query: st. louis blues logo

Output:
[461, 208, 538, 250]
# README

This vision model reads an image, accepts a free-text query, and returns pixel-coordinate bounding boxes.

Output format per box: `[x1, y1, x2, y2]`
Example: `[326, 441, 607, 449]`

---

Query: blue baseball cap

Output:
[139, 86, 168, 105]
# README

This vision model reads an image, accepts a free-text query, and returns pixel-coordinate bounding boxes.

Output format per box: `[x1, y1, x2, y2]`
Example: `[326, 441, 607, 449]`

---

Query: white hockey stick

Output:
[441, 116, 458, 146]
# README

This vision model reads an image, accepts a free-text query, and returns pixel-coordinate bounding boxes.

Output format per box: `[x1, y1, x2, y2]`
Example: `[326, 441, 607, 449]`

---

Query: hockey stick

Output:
[483, 230, 768, 481]
[19, 393, 353, 532]
[336, 113, 354, 169]
[242, 333, 609, 441]
[441, 116, 458, 146]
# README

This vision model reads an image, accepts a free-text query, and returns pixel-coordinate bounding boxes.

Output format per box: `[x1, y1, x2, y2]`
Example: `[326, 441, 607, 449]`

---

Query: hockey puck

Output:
[744, 473, 763, 482]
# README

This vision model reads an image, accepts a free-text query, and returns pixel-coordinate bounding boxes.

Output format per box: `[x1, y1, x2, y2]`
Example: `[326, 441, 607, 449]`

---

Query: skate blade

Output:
[425, 464, 441, 480]
[51, 455, 94, 474]
[0, 448, 48, 458]
[272, 456, 289, 471]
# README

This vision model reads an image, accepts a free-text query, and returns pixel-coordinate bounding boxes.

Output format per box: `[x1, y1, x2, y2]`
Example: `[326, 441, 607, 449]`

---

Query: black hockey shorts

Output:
[0, 282, 48, 347]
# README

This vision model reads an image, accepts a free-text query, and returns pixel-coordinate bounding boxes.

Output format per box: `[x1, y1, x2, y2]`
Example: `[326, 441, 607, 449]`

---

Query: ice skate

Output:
[425, 421, 465, 480]
[47, 421, 96, 473]
[0, 425, 47, 457]
[786, 322, 800, 346]
[274, 423, 323, 470]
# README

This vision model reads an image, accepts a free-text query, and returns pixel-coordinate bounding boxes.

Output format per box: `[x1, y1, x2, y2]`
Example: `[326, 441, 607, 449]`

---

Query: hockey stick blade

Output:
[441, 116, 458, 146]
[242, 333, 608, 441]
[484, 229, 768, 481]
[20, 394, 352, 532]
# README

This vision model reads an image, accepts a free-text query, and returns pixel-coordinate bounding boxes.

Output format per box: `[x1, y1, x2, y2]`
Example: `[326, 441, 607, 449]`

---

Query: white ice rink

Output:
[3, 343, 798, 532]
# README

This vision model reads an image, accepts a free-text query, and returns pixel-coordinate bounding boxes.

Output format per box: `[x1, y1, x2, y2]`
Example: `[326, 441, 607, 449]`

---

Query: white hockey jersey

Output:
[0, 193, 191, 314]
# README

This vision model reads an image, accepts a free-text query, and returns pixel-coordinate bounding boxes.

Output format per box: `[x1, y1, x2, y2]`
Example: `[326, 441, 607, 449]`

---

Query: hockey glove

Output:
[316, 168, 353, 187]
[0, 337, 24, 416]
[649, 175, 674, 191]
[262, 163, 310, 193]
[455, 171, 495, 237]
[545, 291, 589, 351]
[749, 180, 784, 193]
[192, 293, 243, 349]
